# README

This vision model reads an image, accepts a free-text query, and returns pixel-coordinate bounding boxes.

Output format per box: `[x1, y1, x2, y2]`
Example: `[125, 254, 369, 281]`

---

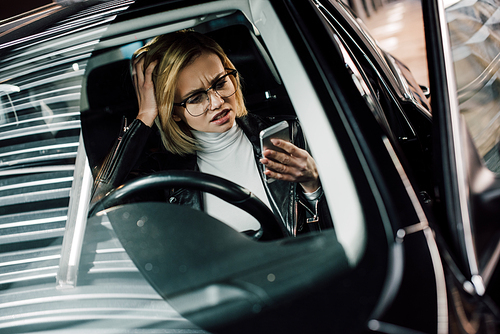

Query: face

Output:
[173, 52, 237, 133]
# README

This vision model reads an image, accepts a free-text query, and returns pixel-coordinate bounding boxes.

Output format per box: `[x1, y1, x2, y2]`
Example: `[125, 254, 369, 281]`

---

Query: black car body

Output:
[0, 0, 499, 333]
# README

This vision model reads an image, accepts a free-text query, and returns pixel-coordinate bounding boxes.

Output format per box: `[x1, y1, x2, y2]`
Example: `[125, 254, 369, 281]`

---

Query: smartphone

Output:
[259, 120, 290, 183]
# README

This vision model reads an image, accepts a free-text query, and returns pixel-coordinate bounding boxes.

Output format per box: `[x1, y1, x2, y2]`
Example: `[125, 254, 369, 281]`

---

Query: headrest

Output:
[81, 59, 139, 170]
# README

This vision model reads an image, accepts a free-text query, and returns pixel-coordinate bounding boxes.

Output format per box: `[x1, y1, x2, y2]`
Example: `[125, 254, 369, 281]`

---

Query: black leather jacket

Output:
[90, 113, 333, 235]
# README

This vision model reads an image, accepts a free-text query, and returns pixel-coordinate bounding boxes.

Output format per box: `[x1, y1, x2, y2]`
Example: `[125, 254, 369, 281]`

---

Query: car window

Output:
[317, 0, 434, 194]
[78, 3, 399, 331]
[247, 2, 367, 260]
[82, 7, 368, 261]
[446, 0, 500, 173]
[0, 0, 406, 331]
[74, 3, 374, 330]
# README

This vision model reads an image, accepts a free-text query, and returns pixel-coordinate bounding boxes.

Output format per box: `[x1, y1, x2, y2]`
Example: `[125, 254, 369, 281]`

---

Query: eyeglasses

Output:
[173, 69, 238, 117]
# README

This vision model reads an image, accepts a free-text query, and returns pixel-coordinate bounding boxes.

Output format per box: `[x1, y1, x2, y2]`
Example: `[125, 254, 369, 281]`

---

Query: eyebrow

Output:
[180, 71, 226, 101]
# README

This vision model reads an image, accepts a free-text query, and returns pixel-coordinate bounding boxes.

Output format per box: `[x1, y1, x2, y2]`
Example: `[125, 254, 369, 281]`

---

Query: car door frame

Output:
[421, 0, 500, 296]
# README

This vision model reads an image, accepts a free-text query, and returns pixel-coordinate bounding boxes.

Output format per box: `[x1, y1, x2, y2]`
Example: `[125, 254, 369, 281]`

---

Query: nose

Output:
[207, 89, 224, 111]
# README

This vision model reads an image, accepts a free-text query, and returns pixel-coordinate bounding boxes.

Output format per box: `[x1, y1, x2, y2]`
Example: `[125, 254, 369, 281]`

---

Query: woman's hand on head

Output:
[260, 139, 320, 193]
[132, 57, 159, 127]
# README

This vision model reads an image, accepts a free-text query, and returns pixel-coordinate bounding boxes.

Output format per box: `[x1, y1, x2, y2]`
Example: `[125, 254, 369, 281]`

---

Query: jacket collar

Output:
[236, 113, 273, 156]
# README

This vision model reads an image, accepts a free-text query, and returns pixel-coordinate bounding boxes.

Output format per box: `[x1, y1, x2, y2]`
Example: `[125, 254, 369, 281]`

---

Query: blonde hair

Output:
[132, 30, 247, 155]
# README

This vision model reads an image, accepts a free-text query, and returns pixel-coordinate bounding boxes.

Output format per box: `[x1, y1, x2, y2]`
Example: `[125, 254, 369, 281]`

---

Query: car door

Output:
[84, 2, 384, 333]
[85, 0, 461, 333]
[422, 0, 500, 309]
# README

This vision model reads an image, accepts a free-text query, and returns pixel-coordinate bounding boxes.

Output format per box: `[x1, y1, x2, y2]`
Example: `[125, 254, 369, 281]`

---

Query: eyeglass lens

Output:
[185, 72, 237, 116]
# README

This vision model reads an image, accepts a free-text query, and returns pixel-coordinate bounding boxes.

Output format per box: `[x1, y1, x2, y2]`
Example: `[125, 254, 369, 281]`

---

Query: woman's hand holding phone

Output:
[260, 138, 320, 193]
[132, 56, 158, 127]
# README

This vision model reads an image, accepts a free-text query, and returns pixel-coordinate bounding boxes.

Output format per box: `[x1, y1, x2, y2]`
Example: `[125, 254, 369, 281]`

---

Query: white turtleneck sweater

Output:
[191, 123, 271, 232]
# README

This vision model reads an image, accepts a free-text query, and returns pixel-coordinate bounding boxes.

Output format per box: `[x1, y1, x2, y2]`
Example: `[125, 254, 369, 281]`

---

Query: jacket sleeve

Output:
[297, 189, 334, 233]
[292, 120, 334, 233]
[90, 118, 153, 207]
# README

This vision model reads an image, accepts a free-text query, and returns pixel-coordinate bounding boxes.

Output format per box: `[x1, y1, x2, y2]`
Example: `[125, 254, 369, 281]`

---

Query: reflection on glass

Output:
[447, 0, 500, 173]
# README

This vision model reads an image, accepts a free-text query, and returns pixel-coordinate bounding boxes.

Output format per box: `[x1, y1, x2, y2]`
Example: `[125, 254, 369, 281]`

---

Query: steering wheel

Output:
[89, 170, 287, 240]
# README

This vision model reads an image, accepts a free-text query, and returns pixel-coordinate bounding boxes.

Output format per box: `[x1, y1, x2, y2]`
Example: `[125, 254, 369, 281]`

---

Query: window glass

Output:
[82, 7, 367, 263]
[446, 0, 500, 173]
[80, 8, 368, 329]
[250, 2, 367, 263]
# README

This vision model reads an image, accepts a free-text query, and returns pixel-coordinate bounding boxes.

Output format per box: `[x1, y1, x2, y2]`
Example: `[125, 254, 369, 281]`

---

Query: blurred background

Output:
[361, 0, 429, 87]
[360, 0, 500, 173]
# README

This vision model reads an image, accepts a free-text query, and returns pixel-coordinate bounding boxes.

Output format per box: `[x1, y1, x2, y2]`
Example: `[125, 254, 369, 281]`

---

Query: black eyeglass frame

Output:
[173, 68, 238, 117]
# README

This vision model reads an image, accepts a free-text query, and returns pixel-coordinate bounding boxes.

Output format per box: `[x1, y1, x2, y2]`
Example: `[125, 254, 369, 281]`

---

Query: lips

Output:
[210, 109, 230, 124]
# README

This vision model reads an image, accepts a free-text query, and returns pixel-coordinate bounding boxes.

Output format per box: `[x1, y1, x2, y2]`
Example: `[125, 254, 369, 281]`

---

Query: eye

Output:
[186, 92, 206, 104]
[215, 78, 228, 90]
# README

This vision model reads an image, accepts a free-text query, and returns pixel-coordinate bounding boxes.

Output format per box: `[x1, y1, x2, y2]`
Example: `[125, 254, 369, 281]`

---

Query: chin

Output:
[217, 122, 234, 133]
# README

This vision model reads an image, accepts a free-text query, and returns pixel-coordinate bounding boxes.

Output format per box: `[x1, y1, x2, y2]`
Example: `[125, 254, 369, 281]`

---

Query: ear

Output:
[172, 113, 182, 122]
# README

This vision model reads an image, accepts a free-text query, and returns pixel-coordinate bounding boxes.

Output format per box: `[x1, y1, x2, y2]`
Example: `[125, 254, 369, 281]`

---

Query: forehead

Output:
[177, 53, 224, 90]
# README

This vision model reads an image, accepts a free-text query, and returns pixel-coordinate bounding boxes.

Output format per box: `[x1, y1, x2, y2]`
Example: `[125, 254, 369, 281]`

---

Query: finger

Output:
[134, 57, 145, 85]
[131, 55, 141, 75]
[267, 160, 308, 181]
[263, 149, 303, 169]
[132, 58, 144, 94]
[143, 60, 158, 86]
[132, 56, 141, 71]
[263, 158, 289, 173]
[132, 51, 146, 65]
[264, 168, 295, 182]
[270, 139, 306, 157]
[145, 59, 157, 73]
[262, 154, 301, 175]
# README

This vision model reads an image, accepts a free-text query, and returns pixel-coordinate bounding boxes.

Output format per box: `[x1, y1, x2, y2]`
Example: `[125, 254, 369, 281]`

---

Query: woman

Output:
[91, 30, 332, 236]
